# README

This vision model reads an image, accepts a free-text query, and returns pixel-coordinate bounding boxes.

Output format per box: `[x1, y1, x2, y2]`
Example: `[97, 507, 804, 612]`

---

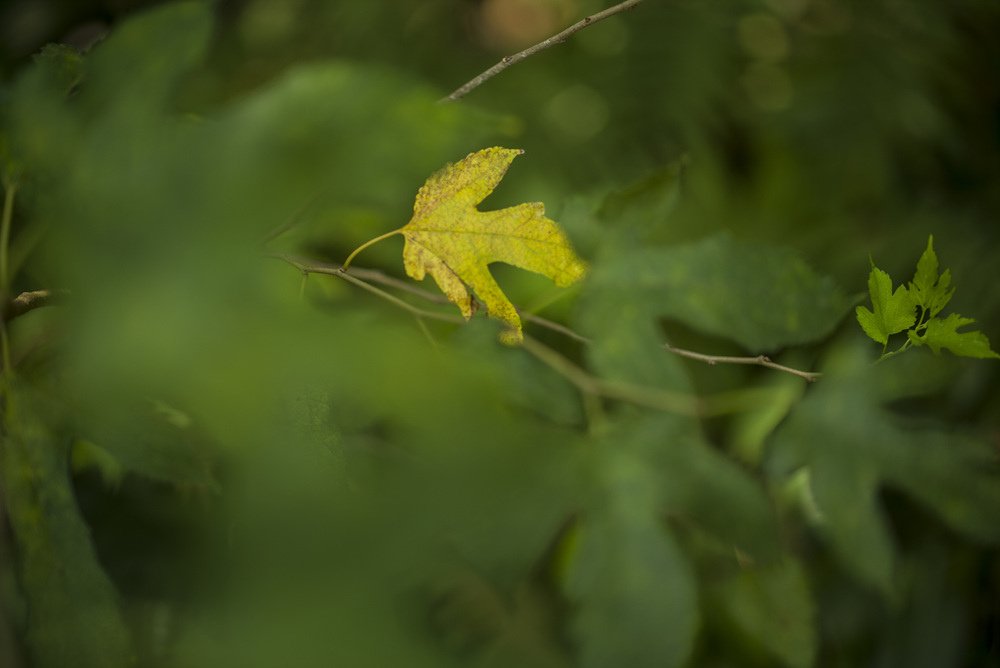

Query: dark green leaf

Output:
[596, 159, 686, 243]
[579, 233, 851, 361]
[30, 44, 83, 93]
[70, 395, 218, 489]
[649, 418, 781, 562]
[809, 449, 895, 596]
[0, 391, 133, 668]
[769, 341, 1000, 597]
[3, 46, 85, 176]
[709, 560, 816, 668]
[888, 430, 1000, 543]
[562, 438, 698, 668]
[562, 415, 780, 667]
[566, 511, 696, 668]
[77, 1, 211, 113]
[574, 256, 692, 389]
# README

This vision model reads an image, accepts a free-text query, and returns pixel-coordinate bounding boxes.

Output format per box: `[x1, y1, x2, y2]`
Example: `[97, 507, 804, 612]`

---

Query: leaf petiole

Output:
[341, 229, 403, 270]
[878, 338, 912, 363]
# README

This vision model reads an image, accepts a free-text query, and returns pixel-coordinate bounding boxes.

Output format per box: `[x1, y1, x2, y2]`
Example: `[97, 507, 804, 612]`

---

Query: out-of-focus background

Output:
[4, 0, 998, 279]
[1, 1, 998, 667]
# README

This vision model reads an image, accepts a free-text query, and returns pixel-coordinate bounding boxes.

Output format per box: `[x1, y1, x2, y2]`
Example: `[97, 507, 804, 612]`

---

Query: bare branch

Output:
[442, 0, 648, 102]
[268, 253, 817, 416]
[266, 253, 821, 382]
[523, 312, 820, 381]
[3, 289, 70, 322]
[663, 344, 821, 382]
[521, 312, 589, 343]
[521, 335, 702, 416]
[266, 253, 464, 324]
[521, 336, 776, 418]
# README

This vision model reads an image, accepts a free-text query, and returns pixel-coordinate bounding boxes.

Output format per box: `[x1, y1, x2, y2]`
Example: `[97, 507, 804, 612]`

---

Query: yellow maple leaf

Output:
[344, 147, 587, 343]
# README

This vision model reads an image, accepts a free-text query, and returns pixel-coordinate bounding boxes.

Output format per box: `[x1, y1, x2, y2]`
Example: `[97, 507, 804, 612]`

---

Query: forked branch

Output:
[269, 254, 821, 383]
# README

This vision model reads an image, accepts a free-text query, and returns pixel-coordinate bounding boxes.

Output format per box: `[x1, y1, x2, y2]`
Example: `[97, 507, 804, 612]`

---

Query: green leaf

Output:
[70, 440, 125, 489]
[562, 438, 698, 668]
[70, 395, 219, 489]
[596, 159, 686, 243]
[207, 64, 502, 240]
[768, 341, 1000, 597]
[555, 158, 695, 263]
[728, 372, 807, 465]
[561, 415, 780, 667]
[566, 512, 696, 668]
[858, 236, 997, 361]
[648, 235, 853, 350]
[855, 266, 916, 345]
[1, 391, 134, 668]
[577, 233, 851, 388]
[575, 261, 692, 389]
[908, 236, 954, 318]
[768, 382, 895, 596]
[907, 313, 1000, 359]
[3, 45, 85, 176]
[30, 44, 84, 93]
[651, 420, 781, 562]
[78, 1, 212, 113]
[708, 560, 816, 668]
[31, 51, 504, 442]
[890, 430, 1000, 544]
[809, 450, 895, 596]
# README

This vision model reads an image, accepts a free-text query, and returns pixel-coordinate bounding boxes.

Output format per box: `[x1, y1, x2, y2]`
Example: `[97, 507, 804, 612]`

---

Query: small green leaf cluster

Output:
[856, 235, 999, 360]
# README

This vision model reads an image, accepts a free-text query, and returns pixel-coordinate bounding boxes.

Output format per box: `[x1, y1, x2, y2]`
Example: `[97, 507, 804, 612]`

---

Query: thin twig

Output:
[269, 253, 820, 381]
[442, 0, 648, 102]
[338, 271, 464, 324]
[267, 253, 464, 324]
[3, 289, 70, 322]
[521, 312, 590, 343]
[270, 254, 451, 305]
[269, 253, 808, 416]
[270, 253, 340, 277]
[664, 344, 821, 382]
[295, 258, 454, 305]
[521, 335, 701, 415]
[521, 336, 774, 417]
[523, 312, 819, 381]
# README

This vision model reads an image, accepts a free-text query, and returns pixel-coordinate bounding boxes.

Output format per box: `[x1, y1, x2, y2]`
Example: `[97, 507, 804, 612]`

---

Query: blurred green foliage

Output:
[1, 1, 998, 667]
